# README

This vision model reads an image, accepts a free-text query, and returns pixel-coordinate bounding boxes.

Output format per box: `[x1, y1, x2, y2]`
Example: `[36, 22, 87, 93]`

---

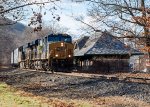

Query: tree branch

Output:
[0, 0, 59, 14]
[75, 17, 102, 32]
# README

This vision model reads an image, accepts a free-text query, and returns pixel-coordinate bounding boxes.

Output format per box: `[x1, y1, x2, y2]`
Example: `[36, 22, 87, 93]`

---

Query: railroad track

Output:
[1, 68, 150, 84]
[55, 72, 150, 84]
[24, 69, 150, 84]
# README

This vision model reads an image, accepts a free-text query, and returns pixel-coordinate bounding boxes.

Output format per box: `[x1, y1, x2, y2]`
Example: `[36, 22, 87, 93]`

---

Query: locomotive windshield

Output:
[48, 36, 59, 42]
[60, 36, 72, 43]
[48, 34, 72, 43]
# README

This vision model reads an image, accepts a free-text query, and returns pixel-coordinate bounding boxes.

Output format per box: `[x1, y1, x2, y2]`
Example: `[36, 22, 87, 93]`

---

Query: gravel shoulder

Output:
[0, 68, 150, 107]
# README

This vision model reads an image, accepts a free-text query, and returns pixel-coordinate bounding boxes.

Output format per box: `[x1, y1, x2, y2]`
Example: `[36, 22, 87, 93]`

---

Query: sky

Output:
[20, 0, 91, 37]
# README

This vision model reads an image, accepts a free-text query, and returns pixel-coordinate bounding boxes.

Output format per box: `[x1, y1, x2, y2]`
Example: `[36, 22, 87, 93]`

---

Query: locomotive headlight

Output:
[61, 42, 64, 47]
[55, 54, 58, 57]
[68, 55, 71, 57]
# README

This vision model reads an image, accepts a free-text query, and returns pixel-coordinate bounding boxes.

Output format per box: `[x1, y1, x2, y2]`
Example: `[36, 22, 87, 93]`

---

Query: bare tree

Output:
[75, 16, 103, 37]
[22, 20, 69, 43]
[0, 0, 61, 27]
[88, 0, 150, 46]
[44, 20, 69, 34]
[78, 0, 150, 71]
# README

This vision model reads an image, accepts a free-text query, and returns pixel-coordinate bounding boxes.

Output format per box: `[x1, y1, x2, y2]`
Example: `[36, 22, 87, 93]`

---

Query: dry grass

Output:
[92, 96, 150, 107]
[1, 69, 150, 107]
[116, 72, 150, 78]
[0, 82, 93, 107]
[0, 82, 150, 107]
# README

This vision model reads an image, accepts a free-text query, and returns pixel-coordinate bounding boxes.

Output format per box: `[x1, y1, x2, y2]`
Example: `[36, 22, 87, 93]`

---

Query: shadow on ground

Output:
[0, 68, 150, 103]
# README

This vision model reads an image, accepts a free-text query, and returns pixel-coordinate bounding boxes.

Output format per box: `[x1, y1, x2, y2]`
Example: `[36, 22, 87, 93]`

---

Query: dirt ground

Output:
[0, 68, 150, 107]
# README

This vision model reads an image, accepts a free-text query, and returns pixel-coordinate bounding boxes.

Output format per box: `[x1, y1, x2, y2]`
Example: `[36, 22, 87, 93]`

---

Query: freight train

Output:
[11, 34, 74, 72]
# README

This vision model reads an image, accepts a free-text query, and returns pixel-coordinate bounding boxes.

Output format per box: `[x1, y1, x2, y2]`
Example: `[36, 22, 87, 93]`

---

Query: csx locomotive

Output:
[11, 34, 74, 72]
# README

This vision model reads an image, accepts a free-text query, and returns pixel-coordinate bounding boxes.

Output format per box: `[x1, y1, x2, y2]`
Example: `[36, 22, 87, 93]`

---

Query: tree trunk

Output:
[141, 0, 150, 72]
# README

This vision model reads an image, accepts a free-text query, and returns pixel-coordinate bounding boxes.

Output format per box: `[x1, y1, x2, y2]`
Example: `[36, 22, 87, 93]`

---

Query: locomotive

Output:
[11, 34, 74, 72]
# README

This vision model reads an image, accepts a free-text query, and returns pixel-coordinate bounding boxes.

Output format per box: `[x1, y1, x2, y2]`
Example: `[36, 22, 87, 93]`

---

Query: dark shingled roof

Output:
[74, 36, 89, 50]
[74, 31, 142, 56]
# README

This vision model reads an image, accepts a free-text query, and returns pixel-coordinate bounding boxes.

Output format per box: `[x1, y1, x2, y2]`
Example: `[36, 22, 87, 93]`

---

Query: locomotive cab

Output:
[48, 34, 74, 71]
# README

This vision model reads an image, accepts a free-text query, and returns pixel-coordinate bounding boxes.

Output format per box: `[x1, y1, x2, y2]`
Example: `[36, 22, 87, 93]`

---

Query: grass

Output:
[0, 82, 149, 107]
[0, 82, 93, 107]
[0, 82, 49, 107]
